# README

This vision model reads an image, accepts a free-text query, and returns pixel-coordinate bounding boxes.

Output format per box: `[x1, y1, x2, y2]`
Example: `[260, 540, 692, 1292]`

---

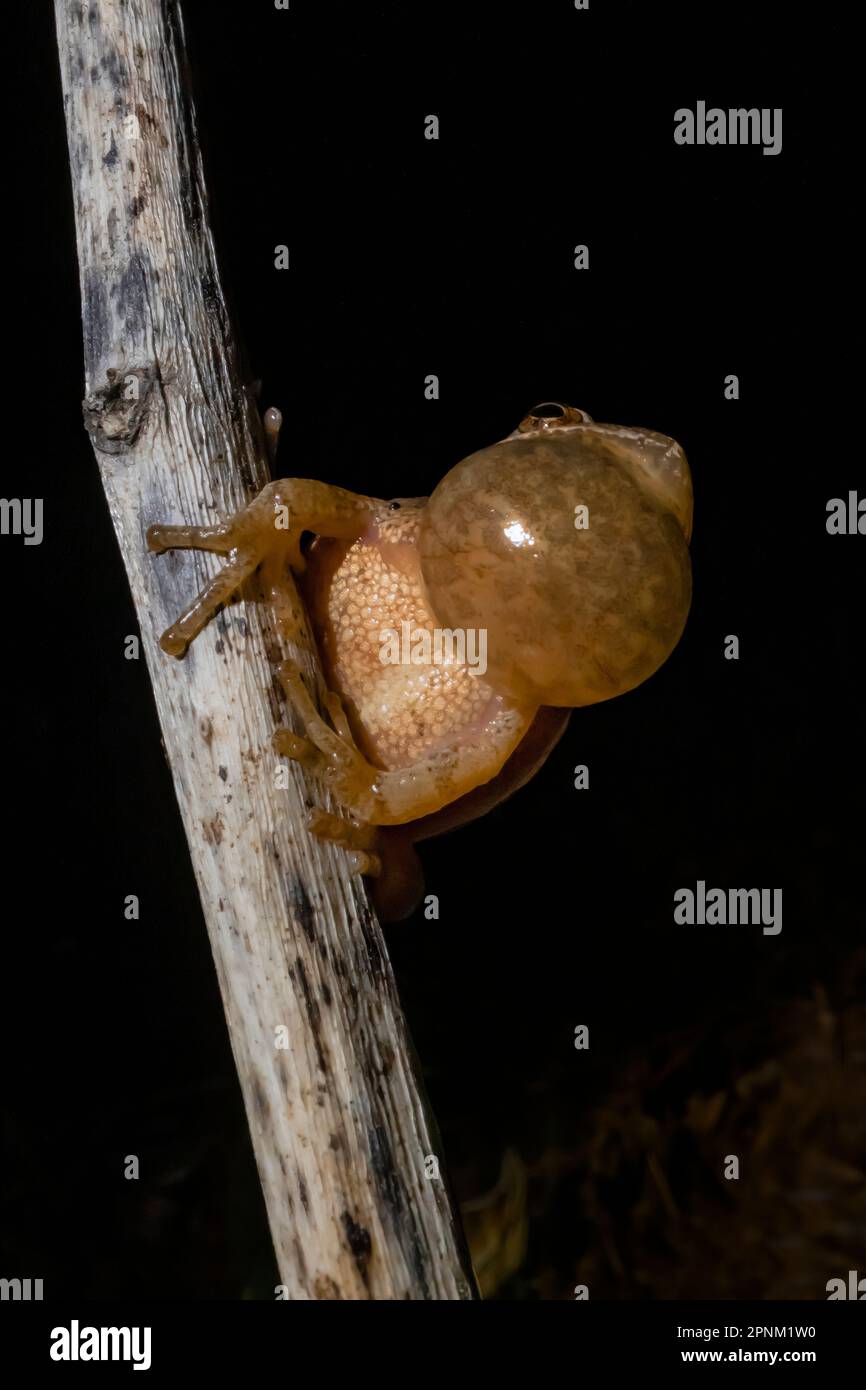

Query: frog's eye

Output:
[516, 403, 589, 433]
[388, 500, 401, 511]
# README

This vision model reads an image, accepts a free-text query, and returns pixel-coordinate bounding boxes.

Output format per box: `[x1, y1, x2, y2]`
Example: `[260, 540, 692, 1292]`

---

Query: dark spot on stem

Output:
[354, 891, 384, 977]
[297, 1171, 310, 1215]
[313, 1274, 341, 1300]
[294, 958, 329, 1076]
[341, 1211, 372, 1282]
[202, 814, 224, 847]
[251, 1076, 270, 1122]
[289, 877, 316, 943]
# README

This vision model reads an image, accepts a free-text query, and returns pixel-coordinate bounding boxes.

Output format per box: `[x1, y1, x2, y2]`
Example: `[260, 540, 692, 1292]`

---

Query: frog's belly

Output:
[304, 531, 515, 772]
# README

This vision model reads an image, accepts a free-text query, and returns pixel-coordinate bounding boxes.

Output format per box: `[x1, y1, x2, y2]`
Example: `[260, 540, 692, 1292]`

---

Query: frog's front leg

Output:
[147, 479, 381, 656]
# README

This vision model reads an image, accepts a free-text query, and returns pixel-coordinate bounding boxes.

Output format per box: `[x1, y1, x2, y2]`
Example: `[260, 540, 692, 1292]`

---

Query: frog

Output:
[147, 403, 693, 921]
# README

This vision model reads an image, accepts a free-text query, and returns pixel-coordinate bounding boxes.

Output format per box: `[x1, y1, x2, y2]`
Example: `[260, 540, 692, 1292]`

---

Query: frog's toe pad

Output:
[305, 808, 382, 877]
[274, 727, 318, 765]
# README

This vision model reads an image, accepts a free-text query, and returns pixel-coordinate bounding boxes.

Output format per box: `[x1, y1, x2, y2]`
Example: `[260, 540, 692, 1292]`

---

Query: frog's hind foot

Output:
[275, 673, 428, 920]
[305, 808, 382, 878]
[275, 669, 384, 875]
[274, 660, 382, 821]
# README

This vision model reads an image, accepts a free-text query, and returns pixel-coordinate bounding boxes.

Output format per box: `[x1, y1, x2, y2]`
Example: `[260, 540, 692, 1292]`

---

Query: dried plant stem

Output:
[55, 0, 474, 1300]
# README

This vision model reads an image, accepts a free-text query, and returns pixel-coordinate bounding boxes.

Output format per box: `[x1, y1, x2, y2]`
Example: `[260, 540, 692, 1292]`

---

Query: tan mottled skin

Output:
[147, 405, 693, 920]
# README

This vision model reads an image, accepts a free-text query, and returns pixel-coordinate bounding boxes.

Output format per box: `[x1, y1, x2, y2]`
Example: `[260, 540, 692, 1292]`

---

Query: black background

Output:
[1, 1, 860, 1301]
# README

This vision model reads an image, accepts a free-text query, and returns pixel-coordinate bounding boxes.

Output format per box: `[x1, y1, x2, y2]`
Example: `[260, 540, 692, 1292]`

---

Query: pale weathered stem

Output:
[54, 0, 474, 1300]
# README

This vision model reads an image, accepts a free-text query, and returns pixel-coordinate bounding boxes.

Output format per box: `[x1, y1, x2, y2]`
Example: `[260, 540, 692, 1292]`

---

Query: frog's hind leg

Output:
[273, 660, 381, 822]
[273, 681, 428, 917]
[275, 660, 531, 827]
[274, 665, 386, 879]
[275, 660, 529, 921]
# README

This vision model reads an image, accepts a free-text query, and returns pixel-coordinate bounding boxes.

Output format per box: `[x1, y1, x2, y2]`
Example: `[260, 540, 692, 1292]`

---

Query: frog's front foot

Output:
[146, 483, 302, 656]
[148, 477, 378, 657]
